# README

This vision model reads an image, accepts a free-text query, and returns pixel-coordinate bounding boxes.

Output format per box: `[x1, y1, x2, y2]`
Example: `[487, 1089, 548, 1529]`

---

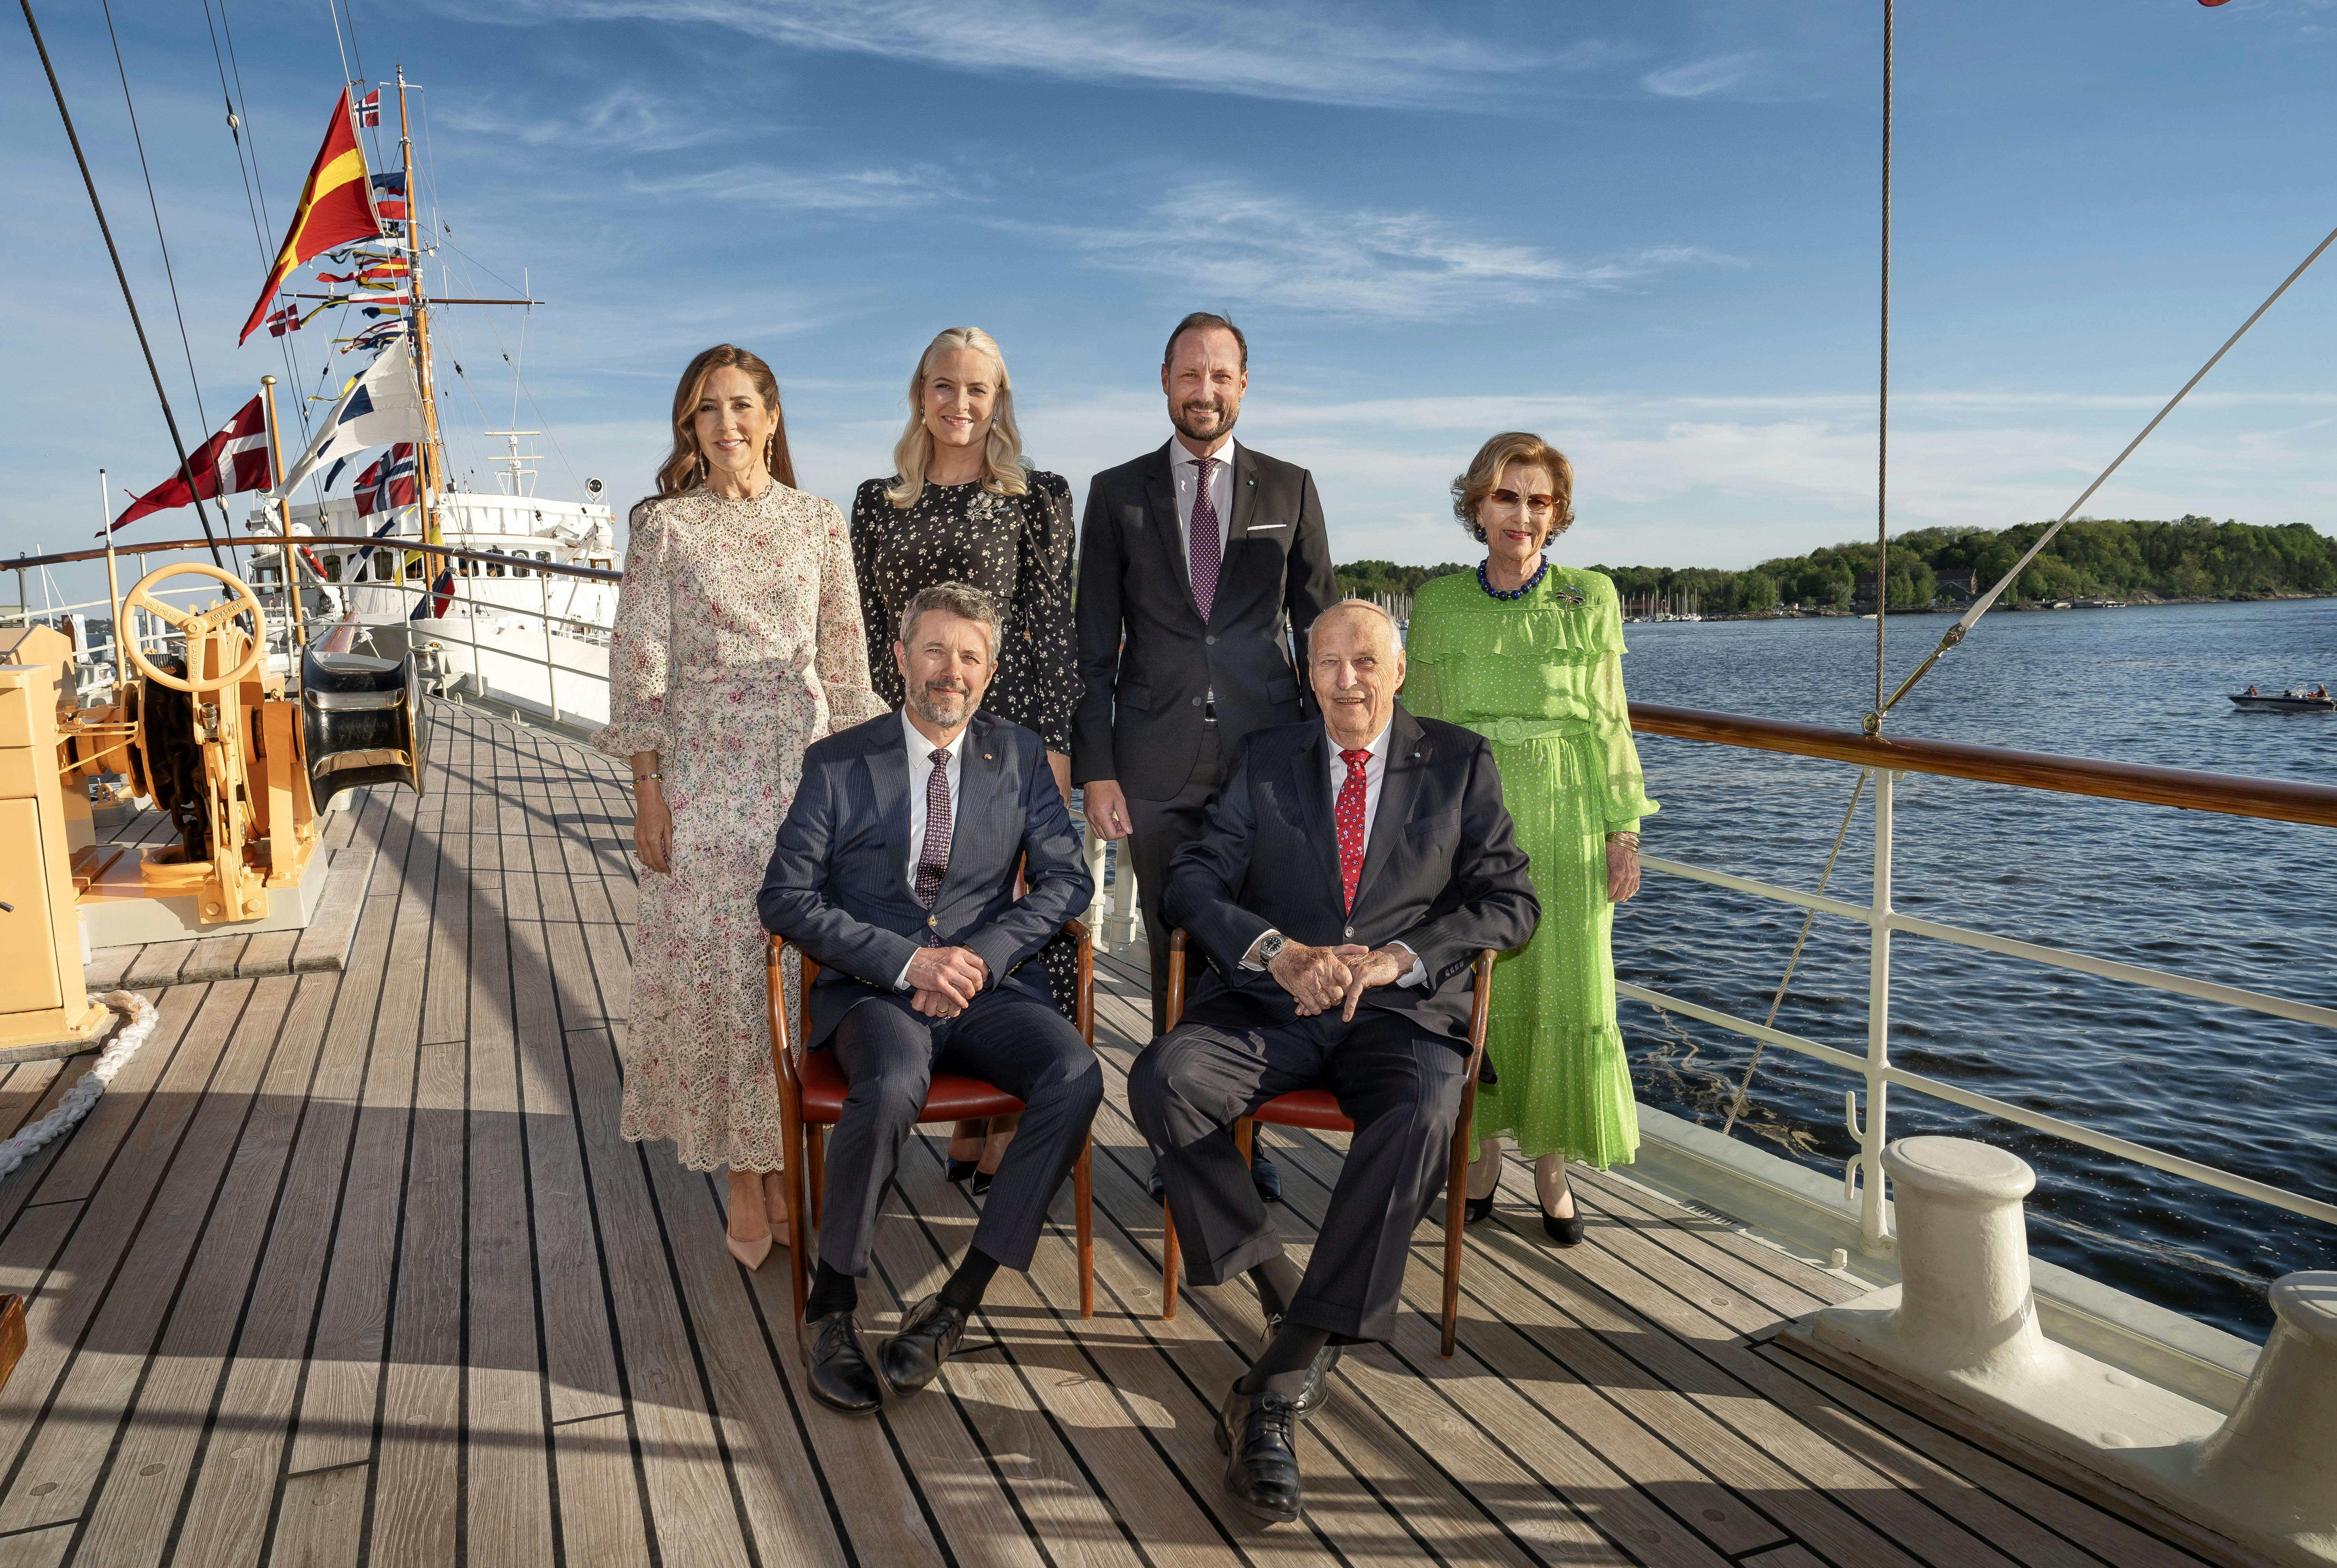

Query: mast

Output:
[397, 66, 449, 572]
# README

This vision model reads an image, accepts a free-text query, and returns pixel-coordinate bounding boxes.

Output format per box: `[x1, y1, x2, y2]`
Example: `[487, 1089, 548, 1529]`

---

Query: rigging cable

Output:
[1868, 215, 2337, 729]
[18, 0, 224, 566]
[100, 0, 239, 575]
[1872, 0, 1891, 727]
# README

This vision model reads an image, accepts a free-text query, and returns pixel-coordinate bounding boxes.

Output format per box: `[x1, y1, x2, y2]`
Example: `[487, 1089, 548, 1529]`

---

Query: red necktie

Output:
[1335, 748, 1370, 912]
[1188, 456, 1220, 621]
[914, 746, 952, 915]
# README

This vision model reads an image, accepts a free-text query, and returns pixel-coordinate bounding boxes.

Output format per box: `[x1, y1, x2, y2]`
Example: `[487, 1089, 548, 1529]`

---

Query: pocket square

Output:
[1246, 521, 1288, 533]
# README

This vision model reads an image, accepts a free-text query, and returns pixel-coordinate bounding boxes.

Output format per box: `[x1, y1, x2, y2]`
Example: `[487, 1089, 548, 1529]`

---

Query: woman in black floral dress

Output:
[851, 327, 1077, 1187]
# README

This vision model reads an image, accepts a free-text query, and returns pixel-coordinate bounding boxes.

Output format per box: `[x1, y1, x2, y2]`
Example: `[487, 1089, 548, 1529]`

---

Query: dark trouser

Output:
[821, 988, 1102, 1278]
[1127, 1009, 1466, 1342]
[1123, 726, 1226, 1034]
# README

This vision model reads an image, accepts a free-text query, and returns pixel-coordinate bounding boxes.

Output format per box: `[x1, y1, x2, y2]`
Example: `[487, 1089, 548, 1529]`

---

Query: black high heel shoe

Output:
[945, 1158, 979, 1185]
[1463, 1194, 1494, 1225]
[1542, 1209, 1585, 1247]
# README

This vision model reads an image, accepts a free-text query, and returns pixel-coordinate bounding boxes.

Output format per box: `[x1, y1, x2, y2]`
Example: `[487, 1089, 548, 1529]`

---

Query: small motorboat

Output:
[2230, 685, 2335, 713]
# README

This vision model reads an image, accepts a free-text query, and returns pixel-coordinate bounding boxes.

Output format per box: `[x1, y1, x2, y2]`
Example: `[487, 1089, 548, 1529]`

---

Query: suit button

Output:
[928, 916, 939, 928]
[1344, 926, 1354, 939]
[1190, 696, 1202, 707]
[1205, 634, 1216, 646]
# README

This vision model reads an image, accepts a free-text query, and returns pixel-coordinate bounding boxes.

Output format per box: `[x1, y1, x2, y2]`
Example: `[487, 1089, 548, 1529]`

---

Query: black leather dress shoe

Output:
[802, 1310, 881, 1414]
[1264, 1314, 1341, 1419]
[1252, 1154, 1282, 1205]
[1216, 1381, 1302, 1523]
[1149, 1162, 1165, 1199]
[878, 1294, 970, 1398]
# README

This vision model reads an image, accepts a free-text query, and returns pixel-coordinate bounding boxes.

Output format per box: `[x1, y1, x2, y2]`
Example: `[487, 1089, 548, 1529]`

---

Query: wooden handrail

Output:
[10, 536, 621, 583]
[1630, 702, 2337, 828]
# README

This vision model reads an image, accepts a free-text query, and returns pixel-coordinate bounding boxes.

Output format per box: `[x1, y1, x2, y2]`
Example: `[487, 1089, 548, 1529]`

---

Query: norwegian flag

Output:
[355, 442, 418, 517]
[355, 88, 382, 128]
[266, 302, 303, 337]
[108, 395, 272, 532]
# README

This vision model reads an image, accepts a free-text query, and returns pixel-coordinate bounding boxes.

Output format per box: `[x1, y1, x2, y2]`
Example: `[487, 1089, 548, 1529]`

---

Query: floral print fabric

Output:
[593, 481, 883, 1172]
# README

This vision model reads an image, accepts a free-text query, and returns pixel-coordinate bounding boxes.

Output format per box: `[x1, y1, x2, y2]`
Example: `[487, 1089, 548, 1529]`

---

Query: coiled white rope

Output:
[0, 992, 160, 1182]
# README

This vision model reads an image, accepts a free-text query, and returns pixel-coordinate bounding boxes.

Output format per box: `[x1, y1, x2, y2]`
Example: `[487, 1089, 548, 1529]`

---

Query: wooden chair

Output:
[1156, 929, 1497, 1358]
[767, 924, 1097, 1327]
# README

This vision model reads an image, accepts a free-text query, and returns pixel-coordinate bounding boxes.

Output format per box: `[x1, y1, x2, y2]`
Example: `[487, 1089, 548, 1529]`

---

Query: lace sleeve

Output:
[593, 499, 674, 759]
[815, 498, 885, 730]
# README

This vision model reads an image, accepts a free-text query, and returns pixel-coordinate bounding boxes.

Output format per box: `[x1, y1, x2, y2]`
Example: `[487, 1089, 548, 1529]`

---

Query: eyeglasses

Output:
[1488, 489, 1558, 516]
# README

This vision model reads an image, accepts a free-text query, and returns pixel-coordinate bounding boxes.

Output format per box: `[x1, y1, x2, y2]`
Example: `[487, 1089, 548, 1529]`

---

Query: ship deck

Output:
[0, 706, 2234, 1567]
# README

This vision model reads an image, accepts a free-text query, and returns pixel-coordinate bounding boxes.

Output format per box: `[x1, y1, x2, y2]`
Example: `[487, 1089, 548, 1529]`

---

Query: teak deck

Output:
[0, 705, 2233, 1567]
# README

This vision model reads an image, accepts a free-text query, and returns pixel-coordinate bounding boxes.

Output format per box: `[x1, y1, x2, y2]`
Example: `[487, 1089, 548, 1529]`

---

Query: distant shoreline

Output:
[1674, 591, 2334, 623]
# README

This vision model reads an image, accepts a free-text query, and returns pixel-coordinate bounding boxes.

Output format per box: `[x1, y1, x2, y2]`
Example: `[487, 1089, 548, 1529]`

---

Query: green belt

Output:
[1465, 716, 1594, 745]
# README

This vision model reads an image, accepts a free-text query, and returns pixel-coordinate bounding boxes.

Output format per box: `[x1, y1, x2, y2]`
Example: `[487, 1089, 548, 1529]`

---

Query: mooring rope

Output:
[0, 994, 161, 1183]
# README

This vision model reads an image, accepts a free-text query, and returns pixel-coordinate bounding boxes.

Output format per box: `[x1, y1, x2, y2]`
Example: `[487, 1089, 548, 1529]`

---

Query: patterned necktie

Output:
[1188, 455, 1220, 622]
[1335, 748, 1371, 912]
[914, 746, 953, 911]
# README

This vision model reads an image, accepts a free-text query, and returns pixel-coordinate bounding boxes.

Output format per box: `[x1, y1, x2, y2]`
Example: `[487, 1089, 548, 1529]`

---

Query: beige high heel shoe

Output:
[726, 1169, 773, 1271]
[762, 1169, 793, 1251]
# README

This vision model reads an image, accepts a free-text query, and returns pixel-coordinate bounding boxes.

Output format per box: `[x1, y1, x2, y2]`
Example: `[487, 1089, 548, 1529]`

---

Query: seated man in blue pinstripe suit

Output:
[760, 582, 1099, 1417]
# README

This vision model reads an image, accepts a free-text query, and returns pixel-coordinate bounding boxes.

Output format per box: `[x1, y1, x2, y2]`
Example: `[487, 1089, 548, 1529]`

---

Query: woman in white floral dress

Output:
[595, 344, 883, 1271]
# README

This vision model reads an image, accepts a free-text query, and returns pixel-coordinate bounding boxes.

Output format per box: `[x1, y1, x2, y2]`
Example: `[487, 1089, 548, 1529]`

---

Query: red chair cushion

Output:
[1249, 1088, 1353, 1132]
[793, 1048, 1026, 1124]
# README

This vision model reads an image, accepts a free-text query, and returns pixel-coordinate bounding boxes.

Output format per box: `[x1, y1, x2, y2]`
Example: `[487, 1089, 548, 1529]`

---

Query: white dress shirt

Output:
[896, 709, 970, 989]
[1168, 435, 1238, 557]
[1244, 718, 1425, 987]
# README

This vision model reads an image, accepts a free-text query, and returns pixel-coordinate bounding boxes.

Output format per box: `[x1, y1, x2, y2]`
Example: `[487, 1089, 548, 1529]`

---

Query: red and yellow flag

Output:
[237, 90, 379, 344]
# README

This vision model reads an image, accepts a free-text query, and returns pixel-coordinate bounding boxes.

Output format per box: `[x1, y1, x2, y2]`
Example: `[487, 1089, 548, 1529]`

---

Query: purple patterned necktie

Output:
[1188, 455, 1220, 622]
[913, 746, 953, 912]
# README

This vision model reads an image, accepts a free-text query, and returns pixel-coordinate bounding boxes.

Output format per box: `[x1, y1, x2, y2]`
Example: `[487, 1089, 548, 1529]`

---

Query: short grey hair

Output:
[897, 581, 1002, 661]
[1305, 597, 1402, 658]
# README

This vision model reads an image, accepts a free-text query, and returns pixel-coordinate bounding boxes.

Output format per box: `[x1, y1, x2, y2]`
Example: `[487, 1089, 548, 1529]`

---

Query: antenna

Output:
[482, 429, 541, 498]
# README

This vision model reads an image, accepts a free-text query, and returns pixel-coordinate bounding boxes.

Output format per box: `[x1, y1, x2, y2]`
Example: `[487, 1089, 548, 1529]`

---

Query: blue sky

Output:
[5, 0, 2334, 598]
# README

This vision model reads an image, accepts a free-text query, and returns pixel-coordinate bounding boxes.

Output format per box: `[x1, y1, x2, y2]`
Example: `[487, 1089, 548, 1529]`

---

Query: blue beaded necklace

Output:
[1477, 556, 1549, 602]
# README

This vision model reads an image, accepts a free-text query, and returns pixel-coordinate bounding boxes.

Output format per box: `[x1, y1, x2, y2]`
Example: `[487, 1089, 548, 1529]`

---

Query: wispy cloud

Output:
[1642, 51, 1780, 100]
[1032, 181, 1738, 320]
[627, 164, 954, 212]
[476, 0, 1582, 108]
[437, 84, 722, 152]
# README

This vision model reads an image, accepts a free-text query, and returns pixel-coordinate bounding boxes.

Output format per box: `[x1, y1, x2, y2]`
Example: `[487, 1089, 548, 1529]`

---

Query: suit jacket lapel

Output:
[1227, 442, 1259, 543]
[1287, 726, 1341, 902]
[867, 718, 913, 882]
[1141, 442, 1197, 619]
[1351, 706, 1424, 915]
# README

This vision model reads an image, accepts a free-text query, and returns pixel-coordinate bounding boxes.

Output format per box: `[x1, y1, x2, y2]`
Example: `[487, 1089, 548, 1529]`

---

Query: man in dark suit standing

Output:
[1074, 312, 1339, 1039]
[761, 582, 1101, 1416]
[1130, 600, 1539, 1524]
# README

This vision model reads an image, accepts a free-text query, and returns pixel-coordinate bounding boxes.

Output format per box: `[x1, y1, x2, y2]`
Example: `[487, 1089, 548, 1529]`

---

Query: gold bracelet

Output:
[1604, 830, 1639, 847]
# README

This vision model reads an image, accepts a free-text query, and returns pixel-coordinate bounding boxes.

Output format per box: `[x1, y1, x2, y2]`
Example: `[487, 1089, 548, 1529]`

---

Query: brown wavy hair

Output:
[652, 344, 796, 500]
[1450, 431, 1575, 543]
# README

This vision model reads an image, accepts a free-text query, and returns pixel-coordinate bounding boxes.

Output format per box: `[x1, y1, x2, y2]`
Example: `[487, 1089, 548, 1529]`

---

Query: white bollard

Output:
[1879, 1136, 2053, 1384]
[2188, 1272, 2337, 1555]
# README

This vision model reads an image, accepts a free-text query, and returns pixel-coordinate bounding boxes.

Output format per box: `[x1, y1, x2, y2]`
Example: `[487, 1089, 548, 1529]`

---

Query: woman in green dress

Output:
[1402, 431, 1657, 1245]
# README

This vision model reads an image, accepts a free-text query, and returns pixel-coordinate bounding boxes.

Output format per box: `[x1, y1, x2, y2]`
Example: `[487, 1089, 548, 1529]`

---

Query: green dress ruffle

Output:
[1404, 565, 1657, 1169]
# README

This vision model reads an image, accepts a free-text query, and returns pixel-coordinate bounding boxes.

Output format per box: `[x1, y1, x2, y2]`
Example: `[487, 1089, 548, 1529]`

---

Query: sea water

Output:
[1614, 595, 2336, 1339]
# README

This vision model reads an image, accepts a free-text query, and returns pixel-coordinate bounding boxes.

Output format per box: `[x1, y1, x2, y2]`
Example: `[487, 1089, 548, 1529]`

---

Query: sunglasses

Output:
[1488, 489, 1558, 515]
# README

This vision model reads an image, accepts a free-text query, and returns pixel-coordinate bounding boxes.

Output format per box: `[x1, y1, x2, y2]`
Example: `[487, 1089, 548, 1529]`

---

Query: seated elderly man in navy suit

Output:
[1131, 598, 1539, 1523]
[760, 582, 1100, 1416]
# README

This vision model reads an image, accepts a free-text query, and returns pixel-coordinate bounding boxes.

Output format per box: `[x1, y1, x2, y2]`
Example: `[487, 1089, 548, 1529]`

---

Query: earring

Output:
[1471, 524, 1486, 543]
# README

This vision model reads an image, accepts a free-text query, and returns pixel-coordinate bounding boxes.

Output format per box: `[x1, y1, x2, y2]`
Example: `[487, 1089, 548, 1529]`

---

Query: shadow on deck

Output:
[0, 706, 2232, 1567]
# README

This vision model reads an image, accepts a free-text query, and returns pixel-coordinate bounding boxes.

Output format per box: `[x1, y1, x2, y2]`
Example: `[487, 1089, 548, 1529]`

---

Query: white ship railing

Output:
[1622, 702, 2337, 1259]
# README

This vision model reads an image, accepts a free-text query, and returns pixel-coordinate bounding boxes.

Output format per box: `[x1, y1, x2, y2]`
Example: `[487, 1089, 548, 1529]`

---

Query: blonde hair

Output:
[884, 328, 1030, 509]
[652, 344, 793, 501]
[1450, 431, 1575, 543]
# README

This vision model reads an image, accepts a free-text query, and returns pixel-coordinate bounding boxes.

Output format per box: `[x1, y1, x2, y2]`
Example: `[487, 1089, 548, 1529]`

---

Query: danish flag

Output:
[266, 302, 303, 337]
[356, 442, 418, 517]
[356, 89, 382, 128]
[107, 395, 272, 532]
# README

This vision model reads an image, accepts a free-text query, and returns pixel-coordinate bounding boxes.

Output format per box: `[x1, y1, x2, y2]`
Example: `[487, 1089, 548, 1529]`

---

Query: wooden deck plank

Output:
[1565, 1163, 1853, 1316]
[0, 1063, 64, 1142]
[288, 776, 435, 1476]
[0, 1523, 72, 1568]
[69, 973, 338, 1568]
[553, 1414, 653, 1568]
[561, 1024, 758, 1568]
[266, 1463, 367, 1568]
[0, 977, 295, 1536]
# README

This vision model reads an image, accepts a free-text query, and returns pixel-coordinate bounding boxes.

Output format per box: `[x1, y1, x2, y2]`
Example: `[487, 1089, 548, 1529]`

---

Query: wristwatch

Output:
[1253, 931, 1289, 966]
